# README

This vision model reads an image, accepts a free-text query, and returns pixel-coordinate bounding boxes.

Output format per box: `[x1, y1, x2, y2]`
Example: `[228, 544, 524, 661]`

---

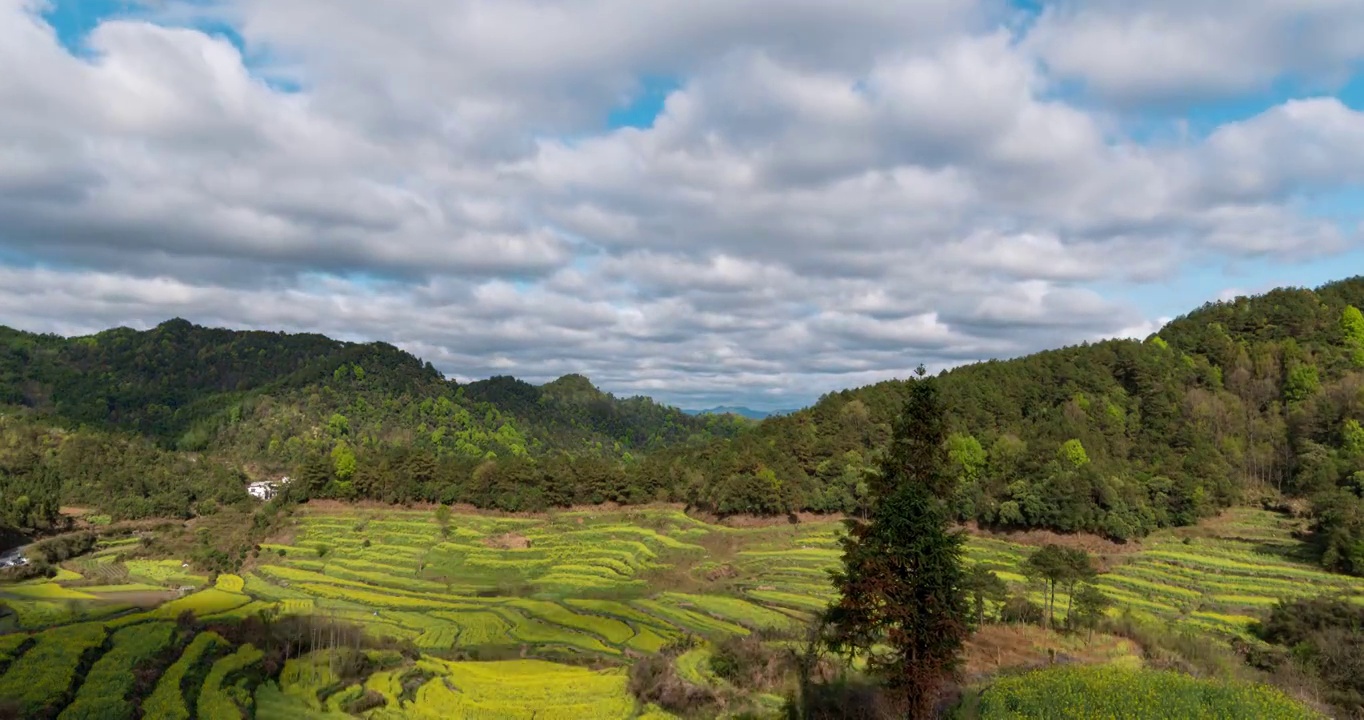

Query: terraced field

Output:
[0, 505, 1355, 717]
[1063, 510, 1364, 636]
[243, 507, 806, 656]
[973, 665, 1319, 719]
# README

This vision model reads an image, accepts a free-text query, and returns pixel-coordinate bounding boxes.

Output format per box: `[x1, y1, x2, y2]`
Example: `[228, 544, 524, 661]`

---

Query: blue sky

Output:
[4, 0, 1364, 410]
[606, 76, 681, 131]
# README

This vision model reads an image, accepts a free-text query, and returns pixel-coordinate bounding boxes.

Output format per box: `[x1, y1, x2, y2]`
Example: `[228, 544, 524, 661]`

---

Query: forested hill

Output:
[0, 319, 742, 528]
[639, 276, 1364, 572]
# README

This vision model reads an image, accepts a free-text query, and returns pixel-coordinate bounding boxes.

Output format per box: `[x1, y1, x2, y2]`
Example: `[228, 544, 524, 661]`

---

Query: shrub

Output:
[1257, 595, 1364, 714]
[709, 635, 789, 689]
[785, 676, 900, 720]
[31, 532, 97, 564]
[627, 652, 715, 714]
[1105, 613, 1245, 679]
[999, 596, 1044, 626]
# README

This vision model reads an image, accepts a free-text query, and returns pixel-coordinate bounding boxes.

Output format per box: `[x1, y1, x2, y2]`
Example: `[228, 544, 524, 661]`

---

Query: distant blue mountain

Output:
[683, 405, 797, 420]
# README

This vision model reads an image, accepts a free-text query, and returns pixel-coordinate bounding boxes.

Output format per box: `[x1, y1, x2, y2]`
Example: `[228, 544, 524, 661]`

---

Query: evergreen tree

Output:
[963, 565, 1009, 628]
[824, 367, 969, 719]
[1070, 584, 1113, 640]
[1022, 544, 1095, 629]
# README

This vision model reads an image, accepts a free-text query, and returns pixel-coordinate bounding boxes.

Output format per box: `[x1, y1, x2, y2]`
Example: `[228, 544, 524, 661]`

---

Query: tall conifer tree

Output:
[824, 366, 969, 719]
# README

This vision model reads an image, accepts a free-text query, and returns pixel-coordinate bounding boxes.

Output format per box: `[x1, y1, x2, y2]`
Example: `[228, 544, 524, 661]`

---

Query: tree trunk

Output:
[1065, 583, 1075, 630]
[1047, 582, 1055, 629]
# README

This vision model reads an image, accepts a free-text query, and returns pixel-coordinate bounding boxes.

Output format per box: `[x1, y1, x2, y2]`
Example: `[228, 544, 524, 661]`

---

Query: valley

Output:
[0, 503, 1348, 718]
[3, 278, 1364, 717]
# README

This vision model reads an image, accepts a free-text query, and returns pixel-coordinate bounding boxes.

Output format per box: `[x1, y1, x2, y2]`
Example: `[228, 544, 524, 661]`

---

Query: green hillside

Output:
[0, 320, 744, 526]
[649, 276, 1364, 573]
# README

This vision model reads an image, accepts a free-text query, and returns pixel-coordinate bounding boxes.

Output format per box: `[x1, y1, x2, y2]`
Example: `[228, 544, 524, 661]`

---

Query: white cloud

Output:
[1026, 0, 1364, 105]
[0, 0, 1362, 408]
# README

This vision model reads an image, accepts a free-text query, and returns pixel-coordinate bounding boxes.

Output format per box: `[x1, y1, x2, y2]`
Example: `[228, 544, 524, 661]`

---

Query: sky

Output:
[2, 1, 1364, 411]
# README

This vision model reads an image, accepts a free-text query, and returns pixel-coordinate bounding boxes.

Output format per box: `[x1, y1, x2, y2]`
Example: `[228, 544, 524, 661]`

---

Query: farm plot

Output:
[401, 659, 644, 719]
[0, 632, 30, 664]
[197, 643, 265, 719]
[142, 631, 230, 720]
[58, 622, 177, 720]
[1082, 511, 1364, 637]
[974, 665, 1321, 719]
[0, 578, 134, 629]
[0, 622, 107, 717]
[125, 559, 209, 586]
[6, 503, 1362, 720]
[246, 508, 815, 655]
[237, 507, 1092, 657]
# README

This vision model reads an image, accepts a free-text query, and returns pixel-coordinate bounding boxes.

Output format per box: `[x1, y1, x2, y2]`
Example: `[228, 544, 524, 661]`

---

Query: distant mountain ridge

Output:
[683, 405, 799, 420]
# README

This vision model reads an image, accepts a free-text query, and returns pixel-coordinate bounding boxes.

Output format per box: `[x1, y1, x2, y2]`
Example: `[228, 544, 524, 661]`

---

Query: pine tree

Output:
[824, 367, 969, 719]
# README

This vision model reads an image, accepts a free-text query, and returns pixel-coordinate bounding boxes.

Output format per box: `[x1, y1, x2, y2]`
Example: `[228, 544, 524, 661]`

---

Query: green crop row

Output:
[1096, 574, 1205, 600]
[125, 559, 207, 586]
[564, 598, 674, 629]
[745, 589, 830, 612]
[197, 643, 265, 720]
[142, 631, 229, 720]
[976, 665, 1321, 719]
[427, 610, 515, 646]
[402, 659, 639, 720]
[0, 622, 108, 718]
[501, 611, 618, 655]
[0, 632, 30, 663]
[658, 592, 797, 631]
[144, 589, 253, 621]
[58, 622, 177, 720]
[322, 564, 449, 593]
[511, 599, 634, 644]
[415, 626, 460, 649]
[632, 599, 749, 638]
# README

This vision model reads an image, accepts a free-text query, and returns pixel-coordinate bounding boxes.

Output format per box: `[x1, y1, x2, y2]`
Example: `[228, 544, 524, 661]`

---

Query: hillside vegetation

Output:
[0, 505, 1341, 719]
[648, 276, 1364, 572]
[0, 320, 743, 526]
[2, 278, 1364, 578]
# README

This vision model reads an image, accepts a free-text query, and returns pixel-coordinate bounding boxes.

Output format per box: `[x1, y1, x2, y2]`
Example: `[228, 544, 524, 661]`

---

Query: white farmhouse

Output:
[247, 475, 292, 501]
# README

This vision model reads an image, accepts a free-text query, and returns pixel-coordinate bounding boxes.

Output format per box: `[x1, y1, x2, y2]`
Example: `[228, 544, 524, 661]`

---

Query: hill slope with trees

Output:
[644, 276, 1364, 572]
[0, 319, 742, 527]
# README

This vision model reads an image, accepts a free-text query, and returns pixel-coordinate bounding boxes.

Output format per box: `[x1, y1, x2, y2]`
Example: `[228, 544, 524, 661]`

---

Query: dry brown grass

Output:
[961, 624, 1142, 682]
[962, 522, 1142, 555]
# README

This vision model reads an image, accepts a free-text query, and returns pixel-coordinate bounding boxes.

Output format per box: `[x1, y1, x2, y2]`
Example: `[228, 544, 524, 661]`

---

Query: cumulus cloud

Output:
[1027, 0, 1364, 106]
[0, 0, 1362, 409]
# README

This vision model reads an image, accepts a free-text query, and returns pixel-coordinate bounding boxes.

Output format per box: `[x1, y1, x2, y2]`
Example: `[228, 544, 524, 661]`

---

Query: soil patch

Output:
[88, 590, 178, 607]
[483, 533, 532, 550]
[963, 522, 1142, 557]
[298, 499, 850, 528]
[686, 511, 847, 528]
